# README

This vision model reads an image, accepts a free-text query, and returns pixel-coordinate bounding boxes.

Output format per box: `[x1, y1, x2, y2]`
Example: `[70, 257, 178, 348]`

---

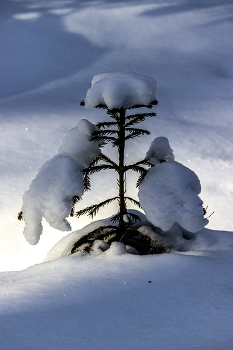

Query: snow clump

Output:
[138, 161, 208, 232]
[21, 119, 101, 245]
[146, 137, 174, 165]
[84, 70, 158, 110]
[58, 119, 101, 166]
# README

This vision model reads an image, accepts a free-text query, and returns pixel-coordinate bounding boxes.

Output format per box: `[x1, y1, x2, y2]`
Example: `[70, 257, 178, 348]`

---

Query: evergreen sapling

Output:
[19, 71, 209, 256]
[71, 99, 166, 255]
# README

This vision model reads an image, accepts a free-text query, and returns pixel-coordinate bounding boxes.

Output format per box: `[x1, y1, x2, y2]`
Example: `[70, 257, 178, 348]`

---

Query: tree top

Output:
[84, 70, 158, 110]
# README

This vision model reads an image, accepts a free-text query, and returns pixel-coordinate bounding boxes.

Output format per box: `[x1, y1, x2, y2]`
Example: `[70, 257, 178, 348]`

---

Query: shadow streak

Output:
[0, 0, 105, 98]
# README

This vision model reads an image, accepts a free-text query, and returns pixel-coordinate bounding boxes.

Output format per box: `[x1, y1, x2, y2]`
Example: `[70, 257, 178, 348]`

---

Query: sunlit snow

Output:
[1, 0, 233, 349]
[84, 70, 158, 109]
[138, 161, 208, 232]
[21, 119, 100, 245]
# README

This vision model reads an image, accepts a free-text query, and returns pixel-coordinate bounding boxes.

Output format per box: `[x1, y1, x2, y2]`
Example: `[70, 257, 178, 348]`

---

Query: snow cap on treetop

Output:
[84, 70, 158, 110]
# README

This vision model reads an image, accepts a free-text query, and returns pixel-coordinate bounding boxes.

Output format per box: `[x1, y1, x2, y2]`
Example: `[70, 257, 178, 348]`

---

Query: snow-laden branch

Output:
[138, 161, 208, 232]
[20, 119, 101, 245]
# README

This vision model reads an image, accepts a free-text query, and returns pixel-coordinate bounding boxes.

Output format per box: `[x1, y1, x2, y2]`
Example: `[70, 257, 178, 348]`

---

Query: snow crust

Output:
[146, 137, 174, 165]
[21, 119, 100, 245]
[138, 161, 208, 232]
[84, 70, 158, 109]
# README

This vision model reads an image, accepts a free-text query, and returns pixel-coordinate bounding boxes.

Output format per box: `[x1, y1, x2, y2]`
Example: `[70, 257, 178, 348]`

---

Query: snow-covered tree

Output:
[19, 70, 208, 255]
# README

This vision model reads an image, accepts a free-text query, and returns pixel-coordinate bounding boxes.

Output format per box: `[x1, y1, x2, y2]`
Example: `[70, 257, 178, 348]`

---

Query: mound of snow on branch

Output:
[84, 70, 158, 110]
[58, 119, 101, 167]
[22, 156, 84, 245]
[21, 119, 101, 245]
[138, 161, 208, 232]
[146, 137, 174, 165]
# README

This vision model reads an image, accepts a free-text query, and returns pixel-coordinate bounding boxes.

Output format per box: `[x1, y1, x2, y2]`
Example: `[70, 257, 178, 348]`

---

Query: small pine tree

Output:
[18, 71, 208, 254]
[70, 99, 167, 255]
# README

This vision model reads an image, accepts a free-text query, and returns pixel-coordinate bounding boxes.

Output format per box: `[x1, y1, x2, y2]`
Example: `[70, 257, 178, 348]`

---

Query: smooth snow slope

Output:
[0, 0, 233, 271]
[1, 229, 233, 350]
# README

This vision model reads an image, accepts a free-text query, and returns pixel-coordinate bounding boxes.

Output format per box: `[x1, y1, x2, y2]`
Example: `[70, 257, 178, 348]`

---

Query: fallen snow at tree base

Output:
[44, 210, 208, 262]
[139, 161, 208, 232]
[84, 70, 158, 109]
[1, 228, 233, 350]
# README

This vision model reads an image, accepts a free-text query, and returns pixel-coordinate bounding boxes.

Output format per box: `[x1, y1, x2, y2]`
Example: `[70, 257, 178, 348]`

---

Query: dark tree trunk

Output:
[118, 108, 126, 234]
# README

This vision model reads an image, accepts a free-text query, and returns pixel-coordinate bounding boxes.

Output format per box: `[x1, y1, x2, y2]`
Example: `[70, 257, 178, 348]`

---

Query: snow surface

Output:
[146, 136, 174, 165]
[1, 0, 233, 271]
[1, 229, 233, 350]
[139, 161, 208, 232]
[1, 0, 233, 348]
[84, 70, 158, 109]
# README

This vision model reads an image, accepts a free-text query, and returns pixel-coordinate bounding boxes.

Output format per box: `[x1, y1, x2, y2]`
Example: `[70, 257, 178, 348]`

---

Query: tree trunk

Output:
[118, 108, 126, 234]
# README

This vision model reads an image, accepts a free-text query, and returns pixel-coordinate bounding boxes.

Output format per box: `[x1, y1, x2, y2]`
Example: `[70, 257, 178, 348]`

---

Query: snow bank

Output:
[84, 70, 158, 109]
[146, 137, 174, 165]
[138, 161, 208, 232]
[21, 119, 101, 245]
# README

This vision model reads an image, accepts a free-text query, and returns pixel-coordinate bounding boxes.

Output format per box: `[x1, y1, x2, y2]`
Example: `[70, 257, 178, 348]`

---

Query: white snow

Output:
[138, 161, 208, 232]
[44, 210, 147, 262]
[84, 70, 158, 109]
[58, 119, 101, 166]
[44, 217, 113, 262]
[21, 119, 100, 245]
[1, 229, 233, 350]
[21, 154, 84, 245]
[1, 0, 233, 348]
[145, 136, 174, 165]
